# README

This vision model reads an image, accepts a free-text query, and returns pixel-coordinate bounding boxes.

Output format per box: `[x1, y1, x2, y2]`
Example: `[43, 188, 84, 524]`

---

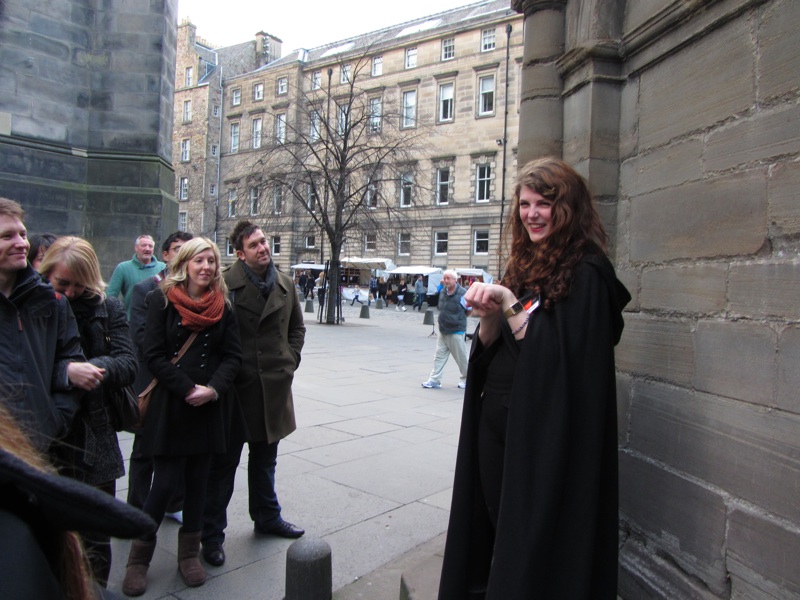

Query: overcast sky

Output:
[177, 0, 485, 52]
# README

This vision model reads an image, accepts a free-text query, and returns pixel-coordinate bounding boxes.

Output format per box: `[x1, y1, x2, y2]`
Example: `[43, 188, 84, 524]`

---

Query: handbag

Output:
[108, 385, 140, 432]
[134, 331, 199, 429]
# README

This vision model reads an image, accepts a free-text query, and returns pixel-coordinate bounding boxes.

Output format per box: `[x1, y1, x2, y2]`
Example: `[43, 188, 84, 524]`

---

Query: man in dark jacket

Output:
[126, 231, 192, 516]
[0, 198, 85, 451]
[202, 220, 306, 567]
[421, 270, 470, 389]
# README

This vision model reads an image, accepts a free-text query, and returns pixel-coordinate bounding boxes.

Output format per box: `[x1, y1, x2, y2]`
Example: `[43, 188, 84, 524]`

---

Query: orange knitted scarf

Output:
[167, 285, 224, 331]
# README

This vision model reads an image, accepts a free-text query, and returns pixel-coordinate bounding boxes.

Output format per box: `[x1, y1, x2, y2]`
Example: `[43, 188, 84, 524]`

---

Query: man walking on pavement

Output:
[106, 234, 165, 318]
[421, 270, 470, 390]
[413, 274, 426, 311]
[202, 220, 306, 567]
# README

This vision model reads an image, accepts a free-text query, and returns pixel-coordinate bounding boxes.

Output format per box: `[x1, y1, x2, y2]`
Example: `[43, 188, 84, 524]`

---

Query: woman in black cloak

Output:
[438, 157, 631, 600]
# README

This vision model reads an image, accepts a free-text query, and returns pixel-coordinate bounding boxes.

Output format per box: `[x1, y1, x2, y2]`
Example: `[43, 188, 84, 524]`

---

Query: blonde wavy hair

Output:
[38, 236, 107, 300]
[159, 237, 229, 304]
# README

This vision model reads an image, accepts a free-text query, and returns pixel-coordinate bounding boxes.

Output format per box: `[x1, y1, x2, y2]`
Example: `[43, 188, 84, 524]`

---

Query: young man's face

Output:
[0, 215, 30, 275]
[236, 228, 271, 273]
[162, 240, 186, 264]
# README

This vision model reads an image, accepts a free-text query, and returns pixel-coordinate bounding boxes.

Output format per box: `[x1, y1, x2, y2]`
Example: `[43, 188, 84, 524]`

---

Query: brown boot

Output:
[122, 537, 156, 597]
[177, 529, 207, 587]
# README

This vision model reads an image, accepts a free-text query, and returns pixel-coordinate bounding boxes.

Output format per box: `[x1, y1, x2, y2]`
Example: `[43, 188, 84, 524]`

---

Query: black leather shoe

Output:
[202, 543, 225, 566]
[254, 518, 305, 539]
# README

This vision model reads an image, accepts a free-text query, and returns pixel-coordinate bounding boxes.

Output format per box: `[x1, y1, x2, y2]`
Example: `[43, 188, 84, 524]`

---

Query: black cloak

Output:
[438, 254, 631, 600]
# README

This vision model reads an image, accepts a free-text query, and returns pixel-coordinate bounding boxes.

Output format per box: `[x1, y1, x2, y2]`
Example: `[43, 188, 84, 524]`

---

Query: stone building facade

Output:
[178, 1, 524, 273]
[514, 0, 800, 597]
[0, 0, 178, 277]
[173, 21, 281, 239]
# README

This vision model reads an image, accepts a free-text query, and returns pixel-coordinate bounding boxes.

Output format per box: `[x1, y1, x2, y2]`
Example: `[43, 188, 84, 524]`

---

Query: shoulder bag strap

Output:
[138, 331, 199, 397]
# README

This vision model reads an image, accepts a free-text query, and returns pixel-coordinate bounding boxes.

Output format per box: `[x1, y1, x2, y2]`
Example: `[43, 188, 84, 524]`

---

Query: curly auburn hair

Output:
[501, 157, 608, 309]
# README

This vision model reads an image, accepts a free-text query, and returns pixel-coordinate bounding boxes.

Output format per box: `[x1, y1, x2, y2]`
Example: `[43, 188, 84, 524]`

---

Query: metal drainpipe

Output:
[214, 63, 223, 243]
[498, 22, 512, 277]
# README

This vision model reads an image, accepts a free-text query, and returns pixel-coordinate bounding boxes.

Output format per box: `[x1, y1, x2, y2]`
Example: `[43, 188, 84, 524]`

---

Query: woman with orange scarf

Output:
[122, 238, 241, 597]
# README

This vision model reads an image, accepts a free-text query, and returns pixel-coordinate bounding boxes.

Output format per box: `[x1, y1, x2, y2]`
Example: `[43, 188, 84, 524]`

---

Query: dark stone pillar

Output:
[0, 0, 179, 277]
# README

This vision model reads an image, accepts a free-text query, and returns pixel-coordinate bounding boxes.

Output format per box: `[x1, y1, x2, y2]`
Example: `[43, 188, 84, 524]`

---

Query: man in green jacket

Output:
[106, 235, 164, 318]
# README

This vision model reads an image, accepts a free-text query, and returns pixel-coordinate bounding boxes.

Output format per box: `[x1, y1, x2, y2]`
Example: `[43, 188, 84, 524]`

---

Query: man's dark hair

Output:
[230, 220, 261, 252]
[161, 231, 193, 254]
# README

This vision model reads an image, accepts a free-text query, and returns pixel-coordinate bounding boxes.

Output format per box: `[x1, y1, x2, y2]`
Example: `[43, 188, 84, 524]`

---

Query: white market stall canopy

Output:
[455, 268, 494, 284]
[387, 265, 442, 276]
[290, 263, 326, 271]
[339, 256, 396, 271]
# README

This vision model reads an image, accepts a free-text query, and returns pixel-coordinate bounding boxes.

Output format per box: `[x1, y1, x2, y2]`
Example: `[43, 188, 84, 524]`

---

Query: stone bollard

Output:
[285, 538, 332, 600]
[375, 298, 385, 309]
[359, 304, 370, 319]
[305, 299, 315, 313]
[423, 309, 435, 326]
[420, 301, 429, 312]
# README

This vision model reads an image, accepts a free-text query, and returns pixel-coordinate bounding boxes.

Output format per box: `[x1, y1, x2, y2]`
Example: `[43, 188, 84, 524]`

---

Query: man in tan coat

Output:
[201, 220, 306, 566]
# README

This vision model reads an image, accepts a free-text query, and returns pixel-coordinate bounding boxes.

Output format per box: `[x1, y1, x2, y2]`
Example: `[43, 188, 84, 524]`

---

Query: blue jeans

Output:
[203, 438, 281, 545]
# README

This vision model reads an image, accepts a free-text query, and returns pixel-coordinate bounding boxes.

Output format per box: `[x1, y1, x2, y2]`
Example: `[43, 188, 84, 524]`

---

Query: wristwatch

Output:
[503, 301, 524, 319]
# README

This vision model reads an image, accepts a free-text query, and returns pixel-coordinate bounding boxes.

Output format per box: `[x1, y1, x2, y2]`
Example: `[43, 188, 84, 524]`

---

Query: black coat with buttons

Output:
[139, 289, 241, 457]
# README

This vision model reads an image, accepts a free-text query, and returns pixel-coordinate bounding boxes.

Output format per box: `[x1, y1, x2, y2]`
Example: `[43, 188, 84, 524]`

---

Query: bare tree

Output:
[234, 50, 432, 323]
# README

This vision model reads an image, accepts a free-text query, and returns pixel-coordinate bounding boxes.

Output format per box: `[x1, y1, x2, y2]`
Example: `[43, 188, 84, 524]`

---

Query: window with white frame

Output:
[340, 64, 351, 83]
[227, 190, 237, 217]
[436, 168, 450, 204]
[275, 113, 286, 143]
[369, 97, 382, 133]
[226, 238, 235, 256]
[253, 82, 264, 100]
[178, 211, 187, 231]
[182, 100, 191, 123]
[372, 56, 382, 76]
[273, 186, 283, 214]
[400, 172, 413, 207]
[481, 28, 496, 51]
[271, 236, 281, 255]
[311, 71, 321, 90]
[252, 117, 262, 149]
[398, 232, 411, 255]
[211, 144, 218, 157]
[478, 74, 495, 115]
[249, 186, 259, 215]
[230, 123, 240, 153]
[441, 37, 455, 60]
[305, 235, 315, 249]
[231, 88, 241, 106]
[474, 230, 489, 254]
[179, 177, 189, 200]
[185, 67, 193, 87]
[402, 90, 416, 128]
[180, 139, 190, 161]
[213, 105, 219, 117]
[277, 77, 288, 95]
[439, 82, 454, 122]
[306, 183, 318, 211]
[336, 104, 348, 136]
[434, 231, 448, 255]
[405, 47, 417, 69]
[364, 233, 376, 252]
[309, 110, 321, 142]
[210, 184, 216, 196]
[476, 164, 491, 202]
[366, 181, 378, 208]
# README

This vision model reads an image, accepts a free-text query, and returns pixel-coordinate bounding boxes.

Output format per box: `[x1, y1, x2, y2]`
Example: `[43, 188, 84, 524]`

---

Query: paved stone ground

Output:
[107, 299, 469, 599]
